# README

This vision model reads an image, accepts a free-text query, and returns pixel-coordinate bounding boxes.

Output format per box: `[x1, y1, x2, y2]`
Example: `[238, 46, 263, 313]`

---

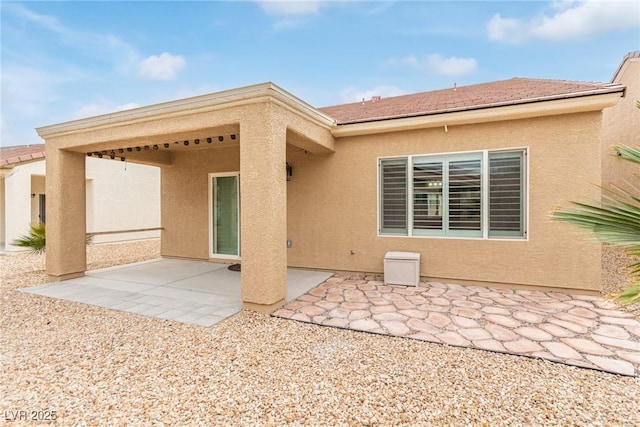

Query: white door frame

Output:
[208, 172, 240, 260]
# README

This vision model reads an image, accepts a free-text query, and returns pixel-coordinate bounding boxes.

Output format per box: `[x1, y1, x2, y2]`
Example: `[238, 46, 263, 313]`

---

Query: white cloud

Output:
[425, 54, 478, 76]
[388, 54, 478, 76]
[4, 3, 141, 70]
[1, 65, 57, 116]
[72, 102, 141, 119]
[487, 0, 640, 43]
[137, 53, 186, 81]
[256, 0, 325, 15]
[487, 14, 524, 42]
[3, 2, 68, 34]
[174, 84, 221, 100]
[340, 85, 407, 103]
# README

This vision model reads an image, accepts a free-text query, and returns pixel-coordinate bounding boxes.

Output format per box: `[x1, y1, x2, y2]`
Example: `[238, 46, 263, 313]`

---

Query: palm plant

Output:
[11, 223, 93, 254]
[553, 144, 640, 305]
[12, 222, 46, 254]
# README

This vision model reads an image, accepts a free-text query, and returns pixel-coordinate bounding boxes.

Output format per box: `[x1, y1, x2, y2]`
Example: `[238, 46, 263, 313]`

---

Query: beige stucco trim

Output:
[36, 83, 335, 140]
[243, 299, 285, 314]
[331, 92, 623, 137]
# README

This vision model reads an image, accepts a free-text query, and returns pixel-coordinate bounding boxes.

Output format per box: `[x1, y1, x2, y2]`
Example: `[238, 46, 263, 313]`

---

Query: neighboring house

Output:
[36, 52, 638, 313]
[0, 144, 161, 252]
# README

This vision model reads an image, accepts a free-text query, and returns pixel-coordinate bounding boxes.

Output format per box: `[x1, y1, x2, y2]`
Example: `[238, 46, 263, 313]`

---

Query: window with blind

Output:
[489, 151, 525, 238]
[380, 159, 408, 234]
[379, 149, 526, 239]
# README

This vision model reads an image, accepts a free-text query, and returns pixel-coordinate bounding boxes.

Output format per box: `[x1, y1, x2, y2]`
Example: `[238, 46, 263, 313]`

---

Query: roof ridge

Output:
[319, 77, 618, 110]
[510, 76, 618, 86]
[319, 76, 625, 125]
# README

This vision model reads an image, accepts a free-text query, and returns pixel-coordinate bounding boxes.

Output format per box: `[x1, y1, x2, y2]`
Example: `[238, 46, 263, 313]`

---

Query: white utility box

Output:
[384, 251, 421, 286]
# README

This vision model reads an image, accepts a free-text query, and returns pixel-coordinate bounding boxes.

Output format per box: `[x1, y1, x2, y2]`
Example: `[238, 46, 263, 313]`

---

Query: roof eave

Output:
[332, 86, 625, 125]
[37, 82, 335, 139]
[331, 91, 623, 138]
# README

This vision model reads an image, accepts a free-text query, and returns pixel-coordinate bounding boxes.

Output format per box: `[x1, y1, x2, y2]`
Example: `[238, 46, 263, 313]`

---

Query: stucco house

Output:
[0, 144, 161, 251]
[36, 52, 639, 313]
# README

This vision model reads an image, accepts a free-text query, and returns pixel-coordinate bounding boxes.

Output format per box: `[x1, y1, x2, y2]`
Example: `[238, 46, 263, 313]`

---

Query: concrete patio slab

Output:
[21, 258, 334, 327]
[273, 272, 640, 377]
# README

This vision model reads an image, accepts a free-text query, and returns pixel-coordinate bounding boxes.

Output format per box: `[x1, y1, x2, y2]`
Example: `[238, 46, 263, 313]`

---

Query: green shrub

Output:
[12, 222, 46, 254]
[11, 223, 93, 254]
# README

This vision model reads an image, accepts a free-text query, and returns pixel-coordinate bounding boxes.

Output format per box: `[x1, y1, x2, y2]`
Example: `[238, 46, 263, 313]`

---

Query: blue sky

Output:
[2, 1, 639, 146]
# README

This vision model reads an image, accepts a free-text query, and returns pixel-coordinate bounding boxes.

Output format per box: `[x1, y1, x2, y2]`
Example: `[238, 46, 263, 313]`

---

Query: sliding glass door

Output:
[209, 173, 240, 258]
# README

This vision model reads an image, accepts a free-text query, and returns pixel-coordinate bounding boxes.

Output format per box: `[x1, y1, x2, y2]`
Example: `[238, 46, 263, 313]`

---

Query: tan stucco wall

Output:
[286, 112, 604, 292]
[161, 145, 240, 260]
[602, 58, 640, 193]
[601, 57, 640, 290]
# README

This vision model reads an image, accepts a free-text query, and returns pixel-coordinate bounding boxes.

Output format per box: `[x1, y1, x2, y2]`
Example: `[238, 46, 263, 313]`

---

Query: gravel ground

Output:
[603, 246, 637, 295]
[2, 241, 640, 426]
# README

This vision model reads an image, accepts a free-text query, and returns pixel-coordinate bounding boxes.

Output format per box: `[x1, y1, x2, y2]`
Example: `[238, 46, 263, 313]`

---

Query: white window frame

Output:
[377, 147, 529, 241]
[208, 172, 241, 260]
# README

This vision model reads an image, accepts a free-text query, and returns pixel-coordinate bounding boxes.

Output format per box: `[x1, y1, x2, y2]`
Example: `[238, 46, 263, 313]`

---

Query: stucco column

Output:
[240, 104, 288, 312]
[45, 147, 87, 281]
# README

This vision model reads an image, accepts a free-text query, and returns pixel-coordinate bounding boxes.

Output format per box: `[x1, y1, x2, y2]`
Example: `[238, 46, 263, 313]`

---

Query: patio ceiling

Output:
[36, 83, 336, 168]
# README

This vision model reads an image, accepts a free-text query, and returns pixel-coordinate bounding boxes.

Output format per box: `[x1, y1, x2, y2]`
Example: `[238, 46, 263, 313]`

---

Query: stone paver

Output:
[541, 342, 583, 360]
[273, 273, 640, 377]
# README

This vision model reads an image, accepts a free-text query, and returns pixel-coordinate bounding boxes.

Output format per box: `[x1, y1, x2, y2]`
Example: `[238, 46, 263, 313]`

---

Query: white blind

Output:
[380, 159, 407, 234]
[489, 152, 524, 237]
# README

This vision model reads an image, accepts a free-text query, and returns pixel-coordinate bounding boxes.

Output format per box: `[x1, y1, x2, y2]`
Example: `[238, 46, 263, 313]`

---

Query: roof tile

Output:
[319, 77, 625, 125]
[0, 144, 46, 167]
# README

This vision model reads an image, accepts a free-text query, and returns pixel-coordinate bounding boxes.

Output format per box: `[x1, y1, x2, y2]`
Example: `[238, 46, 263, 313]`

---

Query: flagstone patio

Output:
[272, 273, 640, 377]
